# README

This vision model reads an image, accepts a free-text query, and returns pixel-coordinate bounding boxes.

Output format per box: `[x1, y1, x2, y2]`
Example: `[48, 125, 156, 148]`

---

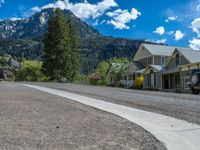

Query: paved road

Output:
[0, 82, 165, 150]
[31, 82, 200, 125]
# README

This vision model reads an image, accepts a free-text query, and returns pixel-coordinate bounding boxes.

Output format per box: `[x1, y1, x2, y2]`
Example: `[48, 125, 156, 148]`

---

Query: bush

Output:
[16, 60, 48, 81]
[89, 73, 101, 85]
[135, 75, 144, 89]
[73, 73, 89, 84]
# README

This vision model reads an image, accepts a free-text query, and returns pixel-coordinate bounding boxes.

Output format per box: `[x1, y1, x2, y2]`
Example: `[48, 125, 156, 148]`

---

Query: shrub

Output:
[89, 73, 101, 85]
[135, 75, 144, 89]
[16, 60, 48, 81]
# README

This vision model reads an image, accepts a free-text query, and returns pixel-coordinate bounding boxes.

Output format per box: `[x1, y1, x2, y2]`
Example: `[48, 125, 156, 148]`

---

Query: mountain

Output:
[0, 8, 150, 73]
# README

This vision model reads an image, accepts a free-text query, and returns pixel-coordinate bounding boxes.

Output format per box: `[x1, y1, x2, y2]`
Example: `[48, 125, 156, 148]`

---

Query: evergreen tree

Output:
[42, 8, 79, 81]
[66, 15, 80, 80]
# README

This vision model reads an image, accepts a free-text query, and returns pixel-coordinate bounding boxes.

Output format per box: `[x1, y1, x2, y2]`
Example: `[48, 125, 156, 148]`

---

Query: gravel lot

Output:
[0, 82, 166, 150]
[31, 82, 200, 125]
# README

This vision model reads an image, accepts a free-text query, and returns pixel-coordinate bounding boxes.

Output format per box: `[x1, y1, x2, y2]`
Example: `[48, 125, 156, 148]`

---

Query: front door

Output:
[164, 76, 169, 89]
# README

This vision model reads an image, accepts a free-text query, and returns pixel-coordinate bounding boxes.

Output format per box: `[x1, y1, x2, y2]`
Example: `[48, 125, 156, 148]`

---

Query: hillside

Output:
[0, 8, 150, 73]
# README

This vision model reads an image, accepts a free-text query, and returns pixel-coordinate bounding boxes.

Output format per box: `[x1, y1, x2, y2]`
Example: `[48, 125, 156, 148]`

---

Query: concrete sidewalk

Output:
[23, 84, 200, 150]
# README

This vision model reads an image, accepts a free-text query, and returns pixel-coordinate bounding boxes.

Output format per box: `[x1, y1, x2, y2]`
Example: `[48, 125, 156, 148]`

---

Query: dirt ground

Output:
[0, 82, 166, 150]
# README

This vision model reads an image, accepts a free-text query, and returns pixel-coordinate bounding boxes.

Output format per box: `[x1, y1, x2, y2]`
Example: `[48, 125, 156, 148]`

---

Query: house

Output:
[161, 48, 200, 93]
[143, 46, 200, 93]
[107, 62, 144, 88]
[107, 43, 200, 93]
[134, 43, 181, 90]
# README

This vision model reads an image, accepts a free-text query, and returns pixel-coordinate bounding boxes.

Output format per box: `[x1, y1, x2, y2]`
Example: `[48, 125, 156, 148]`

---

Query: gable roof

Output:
[108, 62, 145, 75]
[134, 43, 187, 61]
[143, 65, 165, 74]
[176, 48, 200, 64]
[142, 44, 176, 56]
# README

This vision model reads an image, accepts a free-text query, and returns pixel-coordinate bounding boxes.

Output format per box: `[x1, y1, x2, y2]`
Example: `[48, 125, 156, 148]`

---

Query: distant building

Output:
[107, 62, 144, 88]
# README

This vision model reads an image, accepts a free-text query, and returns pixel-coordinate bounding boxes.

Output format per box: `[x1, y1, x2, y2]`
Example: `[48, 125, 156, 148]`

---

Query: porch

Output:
[162, 72, 181, 93]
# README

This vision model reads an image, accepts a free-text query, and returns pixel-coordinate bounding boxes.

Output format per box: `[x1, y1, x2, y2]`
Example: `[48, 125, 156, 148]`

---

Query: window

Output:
[175, 54, 180, 66]
[161, 56, 165, 65]
[148, 70, 156, 87]
[148, 57, 152, 65]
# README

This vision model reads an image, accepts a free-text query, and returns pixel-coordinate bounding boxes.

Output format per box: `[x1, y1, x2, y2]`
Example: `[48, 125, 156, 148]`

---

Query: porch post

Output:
[153, 56, 155, 65]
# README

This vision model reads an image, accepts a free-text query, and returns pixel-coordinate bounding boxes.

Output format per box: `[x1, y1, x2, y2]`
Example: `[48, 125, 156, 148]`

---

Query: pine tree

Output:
[42, 8, 79, 81]
[66, 15, 80, 80]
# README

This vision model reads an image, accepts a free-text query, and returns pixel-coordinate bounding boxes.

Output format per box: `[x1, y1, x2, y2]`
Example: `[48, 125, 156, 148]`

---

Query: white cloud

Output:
[107, 20, 129, 29]
[93, 19, 99, 26]
[155, 38, 167, 44]
[168, 16, 178, 21]
[197, 4, 200, 11]
[31, 6, 41, 12]
[164, 0, 200, 22]
[145, 38, 167, 44]
[167, 31, 174, 35]
[9, 17, 22, 21]
[31, 0, 118, 20]
[0, 0, 5, 7]
[175, 30, 184, 41]
[153, 26, 165, 35]
[191, 18, 200, 37]
[100, 20, 106, 24]
[189, 38, 200, 50]
[106, 8, 141, 30]
[165, 16, 177, 23]
[165, 19, 169, 23]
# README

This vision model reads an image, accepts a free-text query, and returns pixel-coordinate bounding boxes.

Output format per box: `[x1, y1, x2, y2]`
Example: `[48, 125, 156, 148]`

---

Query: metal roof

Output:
[142, 43, 186, 56]
[149, 65, 165, 71]
[143, 65, 166, 74]
[135, 69, 145, 74]
[176, 48, 200, 64]
[108, 62, 145, 75]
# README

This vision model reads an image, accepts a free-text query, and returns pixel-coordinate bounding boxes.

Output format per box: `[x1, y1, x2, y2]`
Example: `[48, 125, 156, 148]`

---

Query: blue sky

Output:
[1, 0, 200, 49]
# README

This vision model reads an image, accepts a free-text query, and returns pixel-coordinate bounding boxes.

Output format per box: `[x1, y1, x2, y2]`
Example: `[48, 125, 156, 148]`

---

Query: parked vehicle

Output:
[190, 69, 200, 94]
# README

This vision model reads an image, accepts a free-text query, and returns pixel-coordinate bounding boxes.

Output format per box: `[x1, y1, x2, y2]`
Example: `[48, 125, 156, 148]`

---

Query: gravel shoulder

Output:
[30, 82, 200, 125]
[0, 82, 166, 150]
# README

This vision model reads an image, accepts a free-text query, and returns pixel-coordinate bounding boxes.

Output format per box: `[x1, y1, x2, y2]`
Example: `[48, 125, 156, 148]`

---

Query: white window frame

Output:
[161, 56, 165, 65]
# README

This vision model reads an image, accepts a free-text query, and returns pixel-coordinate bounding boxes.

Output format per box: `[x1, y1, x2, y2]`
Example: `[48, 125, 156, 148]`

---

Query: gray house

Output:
[161, 48, 200, 93]
[134, 43, 182, 89]
[143, 47, 200, 93]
